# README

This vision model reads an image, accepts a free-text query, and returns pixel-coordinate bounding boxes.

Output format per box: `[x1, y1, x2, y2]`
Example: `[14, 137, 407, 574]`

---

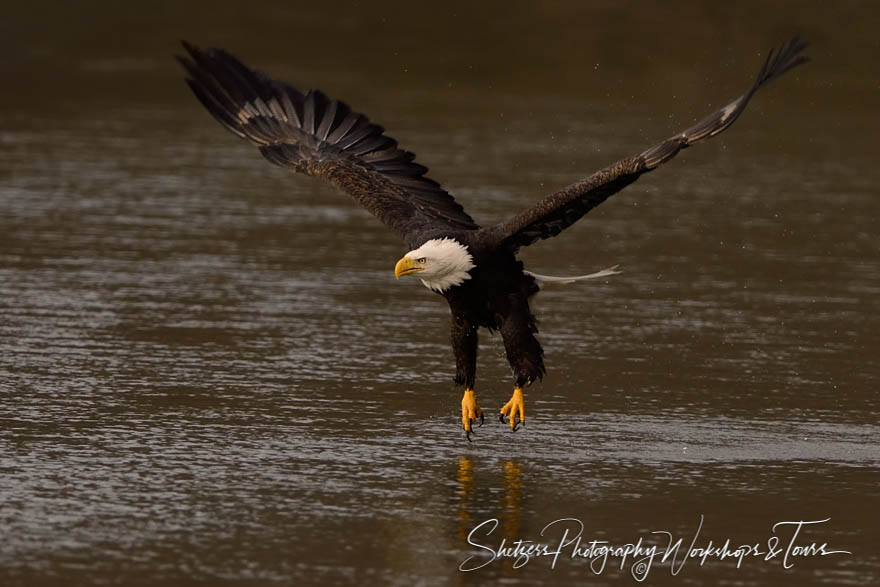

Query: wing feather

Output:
[177, 42, 479, 245]
[483, 37, 809, 251]
[325, 111, 361, 144]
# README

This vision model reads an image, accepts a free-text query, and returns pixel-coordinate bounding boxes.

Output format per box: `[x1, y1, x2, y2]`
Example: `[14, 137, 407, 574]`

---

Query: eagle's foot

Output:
[461, 389, 484, 440]
[499, 387, 525, 431]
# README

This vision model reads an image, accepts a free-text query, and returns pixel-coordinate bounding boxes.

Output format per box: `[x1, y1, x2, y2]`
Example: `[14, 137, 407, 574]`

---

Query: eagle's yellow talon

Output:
[500, 387, 525, 430]
[461, 389, 482, 433]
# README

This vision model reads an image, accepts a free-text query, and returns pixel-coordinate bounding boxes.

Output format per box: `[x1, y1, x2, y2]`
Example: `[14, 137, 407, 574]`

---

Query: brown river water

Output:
[1, 2, 878, 586]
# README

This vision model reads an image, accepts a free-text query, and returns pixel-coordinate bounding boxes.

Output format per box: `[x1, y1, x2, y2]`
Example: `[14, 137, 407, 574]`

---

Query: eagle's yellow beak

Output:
[394, 256, 424, 279]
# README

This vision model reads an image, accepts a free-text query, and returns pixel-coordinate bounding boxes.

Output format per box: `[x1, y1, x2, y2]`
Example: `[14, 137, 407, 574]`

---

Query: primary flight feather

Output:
[177, 37, 809, 439]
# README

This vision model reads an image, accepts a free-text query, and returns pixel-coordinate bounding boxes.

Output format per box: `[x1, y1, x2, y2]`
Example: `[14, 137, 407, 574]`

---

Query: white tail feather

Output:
[525, 265, 621, 286]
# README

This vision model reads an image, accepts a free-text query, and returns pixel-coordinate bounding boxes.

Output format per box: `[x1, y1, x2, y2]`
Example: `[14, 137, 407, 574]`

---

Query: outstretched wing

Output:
[484, 37, 809, 251]
[177, 42, 479, 246]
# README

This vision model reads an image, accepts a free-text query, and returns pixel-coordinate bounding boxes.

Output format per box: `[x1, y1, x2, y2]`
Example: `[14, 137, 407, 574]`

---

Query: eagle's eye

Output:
[417, 257, 426, 264]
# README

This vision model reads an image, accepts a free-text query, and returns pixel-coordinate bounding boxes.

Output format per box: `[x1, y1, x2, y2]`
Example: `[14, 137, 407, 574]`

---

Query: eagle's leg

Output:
[497, 295, 545, 431]
[451, 312, 481, 439]
[461, 389, 484, 438]
[499, 387, 525, 431]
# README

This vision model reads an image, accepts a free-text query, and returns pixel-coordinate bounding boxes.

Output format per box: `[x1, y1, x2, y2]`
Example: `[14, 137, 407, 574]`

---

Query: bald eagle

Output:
[177, 38, 808, 439]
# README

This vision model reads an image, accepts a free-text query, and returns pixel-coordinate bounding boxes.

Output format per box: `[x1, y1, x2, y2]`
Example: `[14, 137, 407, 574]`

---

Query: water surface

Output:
[2, 2, 879, 586]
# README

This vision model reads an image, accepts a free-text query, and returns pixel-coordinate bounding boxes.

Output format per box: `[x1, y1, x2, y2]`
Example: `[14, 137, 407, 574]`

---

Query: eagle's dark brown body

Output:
[444, 240, 543, 390]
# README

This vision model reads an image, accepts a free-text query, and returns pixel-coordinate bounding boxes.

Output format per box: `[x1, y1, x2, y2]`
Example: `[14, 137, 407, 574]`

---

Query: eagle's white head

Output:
[394, 238, 476, 292]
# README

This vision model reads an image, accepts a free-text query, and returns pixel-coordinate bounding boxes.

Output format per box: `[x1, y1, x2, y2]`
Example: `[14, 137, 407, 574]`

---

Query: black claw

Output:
[499, 413, 506, 424]
[478, 413, 485, 428]
[465, 419, 478, 442]
[512, 422, 520, 432]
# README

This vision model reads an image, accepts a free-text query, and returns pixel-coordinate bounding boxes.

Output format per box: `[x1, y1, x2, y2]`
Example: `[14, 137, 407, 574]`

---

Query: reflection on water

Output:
[455, 458, 523, 574]
[2, 1, 880, 585]
[455, 457, 475, 545]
